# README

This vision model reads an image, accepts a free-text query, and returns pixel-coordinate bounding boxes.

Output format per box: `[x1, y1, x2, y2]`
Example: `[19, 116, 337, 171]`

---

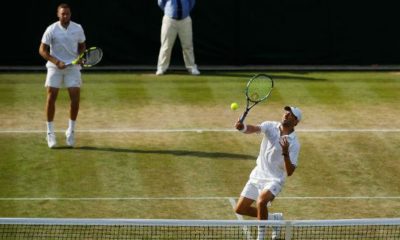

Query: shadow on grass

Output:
[200, 72, 327, 81]
[152, 70, 327, 81]
[75, 146, 255, 160]
[51, 146, 73, 150]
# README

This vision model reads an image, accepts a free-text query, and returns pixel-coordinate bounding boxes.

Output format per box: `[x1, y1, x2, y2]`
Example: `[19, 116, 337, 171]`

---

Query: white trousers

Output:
[157, 15, 197, 71]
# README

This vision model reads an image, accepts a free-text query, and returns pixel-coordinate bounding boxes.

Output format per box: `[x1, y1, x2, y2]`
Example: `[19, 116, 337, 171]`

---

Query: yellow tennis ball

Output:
[231, 102, 239, 110]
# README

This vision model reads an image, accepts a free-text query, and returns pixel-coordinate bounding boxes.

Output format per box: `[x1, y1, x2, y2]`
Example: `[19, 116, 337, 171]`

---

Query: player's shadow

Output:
[76, 146, 255, 160]
[209, 73, 327, 81]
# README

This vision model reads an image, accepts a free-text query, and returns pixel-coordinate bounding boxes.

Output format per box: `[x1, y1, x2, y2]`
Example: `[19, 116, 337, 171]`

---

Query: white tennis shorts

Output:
[45, 66, 82, 88]
[240, 179, 282, 200]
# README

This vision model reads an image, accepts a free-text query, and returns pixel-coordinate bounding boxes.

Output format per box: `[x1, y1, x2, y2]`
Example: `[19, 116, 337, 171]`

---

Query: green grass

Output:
[0, 71, 399, 220]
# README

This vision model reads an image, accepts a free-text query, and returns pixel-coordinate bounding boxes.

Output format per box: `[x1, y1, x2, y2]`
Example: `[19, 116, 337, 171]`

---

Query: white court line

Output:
[0, 196, 399, 201]
[0, 128, 232, 133]
[1, 128, 400, 133]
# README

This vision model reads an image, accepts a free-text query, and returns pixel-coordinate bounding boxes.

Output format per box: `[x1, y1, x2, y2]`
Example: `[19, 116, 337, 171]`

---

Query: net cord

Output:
[1, 218, 399, 227]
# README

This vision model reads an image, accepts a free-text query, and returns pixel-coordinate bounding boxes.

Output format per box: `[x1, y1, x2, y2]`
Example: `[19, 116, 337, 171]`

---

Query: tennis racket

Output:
[66, 47, 103, 67]
[239, 74, 274, 123]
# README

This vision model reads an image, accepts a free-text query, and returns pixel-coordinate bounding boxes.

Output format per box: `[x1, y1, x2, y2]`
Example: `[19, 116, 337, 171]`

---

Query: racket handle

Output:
[239, 110, 249, 123]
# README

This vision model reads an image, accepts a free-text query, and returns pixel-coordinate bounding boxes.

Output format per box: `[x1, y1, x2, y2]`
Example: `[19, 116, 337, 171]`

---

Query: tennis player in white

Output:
[39, 3, 86, 148]
[234, 106, 302, 239]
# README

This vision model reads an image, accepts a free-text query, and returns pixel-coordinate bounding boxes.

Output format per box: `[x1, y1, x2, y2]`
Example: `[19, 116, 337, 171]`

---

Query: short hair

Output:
[57, 3, 71, 10]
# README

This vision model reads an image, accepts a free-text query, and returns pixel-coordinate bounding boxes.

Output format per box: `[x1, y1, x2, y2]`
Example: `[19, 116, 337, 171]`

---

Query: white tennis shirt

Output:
[41, 21, 86, 68]
[249, 121, 300, 185]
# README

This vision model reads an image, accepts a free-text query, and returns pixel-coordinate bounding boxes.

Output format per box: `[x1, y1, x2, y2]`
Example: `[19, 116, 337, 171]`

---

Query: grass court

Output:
[0, 71, 399, 220]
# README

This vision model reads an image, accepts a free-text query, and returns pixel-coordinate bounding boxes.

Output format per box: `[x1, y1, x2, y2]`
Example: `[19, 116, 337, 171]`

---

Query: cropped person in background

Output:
[39, 3, 86, 148]
[156, 0, 200, 75]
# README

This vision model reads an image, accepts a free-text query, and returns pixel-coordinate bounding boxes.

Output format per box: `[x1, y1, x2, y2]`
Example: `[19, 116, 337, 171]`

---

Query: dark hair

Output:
[57, 3, 70, 10]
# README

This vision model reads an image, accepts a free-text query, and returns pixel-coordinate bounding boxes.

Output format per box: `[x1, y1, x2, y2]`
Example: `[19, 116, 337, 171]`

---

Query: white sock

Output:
[257, 226, 266, 240]
[46, 122, 54, 134]
[68, 119, 76, 132]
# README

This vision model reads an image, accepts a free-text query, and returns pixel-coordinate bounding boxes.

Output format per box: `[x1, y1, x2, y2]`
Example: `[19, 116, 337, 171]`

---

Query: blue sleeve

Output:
[158, 0, 166, 10]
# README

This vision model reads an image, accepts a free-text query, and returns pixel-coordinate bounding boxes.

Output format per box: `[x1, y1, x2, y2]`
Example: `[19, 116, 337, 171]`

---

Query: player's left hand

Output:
[56, 61, 67, 69]
[77, 58, 86, 66]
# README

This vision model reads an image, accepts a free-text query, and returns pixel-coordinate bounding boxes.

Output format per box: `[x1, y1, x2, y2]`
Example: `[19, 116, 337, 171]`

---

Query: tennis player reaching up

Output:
[39, 3, 86, 148]
[234, 106, 302, 240]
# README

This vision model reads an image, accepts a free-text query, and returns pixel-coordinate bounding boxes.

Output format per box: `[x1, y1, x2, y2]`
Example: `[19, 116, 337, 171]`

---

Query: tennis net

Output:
[0, 218, 399, 239]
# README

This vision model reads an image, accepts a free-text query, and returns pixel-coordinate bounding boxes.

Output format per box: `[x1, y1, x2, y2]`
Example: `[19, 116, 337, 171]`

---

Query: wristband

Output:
[239, 124, 247, 133]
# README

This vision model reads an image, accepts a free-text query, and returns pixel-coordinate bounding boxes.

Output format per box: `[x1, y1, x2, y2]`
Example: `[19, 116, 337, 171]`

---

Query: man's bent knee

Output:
[256, 198, 269, 209]
[235, 206, 246, 215]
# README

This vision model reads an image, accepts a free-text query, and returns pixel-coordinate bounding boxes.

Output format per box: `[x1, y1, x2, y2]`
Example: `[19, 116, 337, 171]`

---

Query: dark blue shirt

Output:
[158, 0, 195, 20]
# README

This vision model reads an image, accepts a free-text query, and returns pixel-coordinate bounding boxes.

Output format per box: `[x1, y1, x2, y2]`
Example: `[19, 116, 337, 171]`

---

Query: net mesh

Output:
[290, 225, 400, 239]
[0, 218, 399, 240]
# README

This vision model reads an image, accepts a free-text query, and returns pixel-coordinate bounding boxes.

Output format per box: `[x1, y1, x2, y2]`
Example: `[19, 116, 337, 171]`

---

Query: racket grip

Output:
[239, 110, 249, 123]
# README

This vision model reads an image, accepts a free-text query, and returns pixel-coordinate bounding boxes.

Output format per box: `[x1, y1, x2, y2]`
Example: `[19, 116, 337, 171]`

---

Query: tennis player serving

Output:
[234, 106, 302, 240]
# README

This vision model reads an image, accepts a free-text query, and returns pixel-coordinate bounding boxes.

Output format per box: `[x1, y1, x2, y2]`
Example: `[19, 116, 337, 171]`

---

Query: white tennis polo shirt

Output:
[41, 21, 86, 68]
[249, 121, 300, 185]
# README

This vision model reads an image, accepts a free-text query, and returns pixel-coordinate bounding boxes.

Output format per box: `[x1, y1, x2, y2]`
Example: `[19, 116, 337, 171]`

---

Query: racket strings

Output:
[247, 78, 272, 102]
[83, 49, 103, 66]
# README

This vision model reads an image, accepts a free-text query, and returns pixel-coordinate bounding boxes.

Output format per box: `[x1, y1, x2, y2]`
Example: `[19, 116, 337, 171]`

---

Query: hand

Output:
[280, 136, 289, 155]
[77, 58, 86, 66]
[235, 121, 244, 131]
[56, 60, 66, 69]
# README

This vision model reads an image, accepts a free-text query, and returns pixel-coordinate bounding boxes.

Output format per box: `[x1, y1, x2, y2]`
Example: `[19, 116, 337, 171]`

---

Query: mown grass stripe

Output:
[0, 128, 400, 133]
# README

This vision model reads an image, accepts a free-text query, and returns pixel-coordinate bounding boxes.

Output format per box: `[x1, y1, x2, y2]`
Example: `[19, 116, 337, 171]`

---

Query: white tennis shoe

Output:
[189, 67, 200, 75]
[65, 130, 75, 147]
[156, 69, 165, 75]
[46, 132, 57, 148]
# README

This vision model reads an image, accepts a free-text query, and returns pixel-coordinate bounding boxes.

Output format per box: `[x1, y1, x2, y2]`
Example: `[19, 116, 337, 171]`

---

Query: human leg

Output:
[45, 87, 59, 148]
[46, 87, 59, 123]
[235, 181, 259, 217]
[65, 87, 80, 147]
[254, 190, 275, 240]
[157, 16, 178, 74]
[261, 182, 283, 240]
[178, 17, 199, 75]
[235, 196, 257, 217]
[257, 190, 275, 220]
[67, 87, 80, 121]
[64, 68, 81, 147]
[44, 67, 63, 148]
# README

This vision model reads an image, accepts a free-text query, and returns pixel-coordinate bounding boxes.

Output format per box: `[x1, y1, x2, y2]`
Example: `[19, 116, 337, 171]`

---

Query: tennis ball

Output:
[231, 102, 239, 111]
